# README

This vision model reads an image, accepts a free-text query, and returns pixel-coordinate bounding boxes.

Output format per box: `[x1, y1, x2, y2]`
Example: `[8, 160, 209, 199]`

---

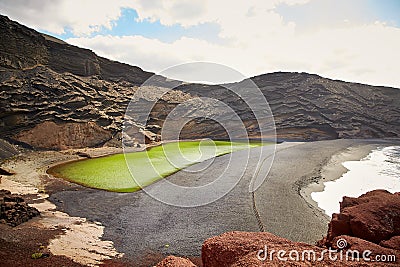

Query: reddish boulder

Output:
[380, 236, 400, 250]
[325, 190, 400, 246]
[202, 231, 289, 266]
[200, 231, 398, 266]
[156, 256, 196, 267]
[331, 235, 399, 262]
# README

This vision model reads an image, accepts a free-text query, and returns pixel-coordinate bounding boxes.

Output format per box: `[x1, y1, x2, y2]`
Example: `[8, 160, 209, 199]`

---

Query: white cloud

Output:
[0, 0, 126, 36]
[131, 0, 310, 24]
[1, 0, 400, 87]
[67, 2, 400, 87]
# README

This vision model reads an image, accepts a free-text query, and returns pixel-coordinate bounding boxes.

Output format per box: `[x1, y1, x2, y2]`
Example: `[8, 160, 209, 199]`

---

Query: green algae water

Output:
[49, 140, 265, 192]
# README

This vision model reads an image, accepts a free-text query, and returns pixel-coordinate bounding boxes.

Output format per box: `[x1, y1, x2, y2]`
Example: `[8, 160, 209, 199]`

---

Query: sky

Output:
[0, 0, 400, 87]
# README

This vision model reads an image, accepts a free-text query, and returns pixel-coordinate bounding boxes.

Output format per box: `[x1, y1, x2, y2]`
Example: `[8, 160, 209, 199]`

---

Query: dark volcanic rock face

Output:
[174, 73, 400, 140]
[253, 73, 400, 140]
[0, 66, 136, 147]
[0, 15, 153, 82]
[0, 16, 47, 69]
[0, 15, 399, 149]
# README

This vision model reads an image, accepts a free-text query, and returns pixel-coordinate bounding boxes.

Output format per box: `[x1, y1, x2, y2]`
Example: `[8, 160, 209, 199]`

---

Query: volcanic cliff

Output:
[1, 15, 400, 150]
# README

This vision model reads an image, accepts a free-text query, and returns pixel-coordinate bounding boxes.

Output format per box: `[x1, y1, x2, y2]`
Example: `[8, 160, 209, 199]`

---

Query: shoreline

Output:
[300, 139, 400, 218]
[254, 139, 400, 244]
[300, 143, 379, 216]
[1, 139, 400, 266]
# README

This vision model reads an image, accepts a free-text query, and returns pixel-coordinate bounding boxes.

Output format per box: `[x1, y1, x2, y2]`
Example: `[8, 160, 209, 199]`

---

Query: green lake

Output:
[48, 140, 265, 192]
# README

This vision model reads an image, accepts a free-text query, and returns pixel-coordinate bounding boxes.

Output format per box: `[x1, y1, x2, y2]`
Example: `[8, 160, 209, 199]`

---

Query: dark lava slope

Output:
[0, 15, 399, 149]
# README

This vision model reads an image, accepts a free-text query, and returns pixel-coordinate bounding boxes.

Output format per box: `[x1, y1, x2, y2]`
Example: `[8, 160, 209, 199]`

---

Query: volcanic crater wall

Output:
[1, 15, 400, 150]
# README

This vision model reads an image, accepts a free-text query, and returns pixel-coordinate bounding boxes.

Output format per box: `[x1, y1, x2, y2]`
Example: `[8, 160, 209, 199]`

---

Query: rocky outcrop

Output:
[201, 231, 396, 267]
[381, 236, 400, 250]
[0, 15, 167, 149]
[162, 230, 398, 266]
[314, 190, 400, 266]
[0, 139, 19, 160]
[1, 15, 400, 150]
[156, 256, 196, 267]
[14, 121, 112, 150]
[320, 190, 400, 247]
[0, 190, 40, 227]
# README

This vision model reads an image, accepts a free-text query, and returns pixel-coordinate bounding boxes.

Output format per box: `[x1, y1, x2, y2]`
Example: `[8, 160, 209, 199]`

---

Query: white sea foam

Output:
[311, 146, 400, 217]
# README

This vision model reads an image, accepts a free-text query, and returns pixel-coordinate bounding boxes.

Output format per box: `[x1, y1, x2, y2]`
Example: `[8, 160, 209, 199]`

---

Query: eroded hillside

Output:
[1, 15, 399, 150]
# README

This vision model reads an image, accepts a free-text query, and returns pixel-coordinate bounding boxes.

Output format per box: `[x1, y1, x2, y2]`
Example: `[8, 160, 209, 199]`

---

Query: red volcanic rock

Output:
[331, 235, 399, 260]
[380, 236, 400, 250]
[156, 256, 196, 267]
[201, 231, 366, 267]
[324, 190, 400, 246]
[202, 231, 281, 266]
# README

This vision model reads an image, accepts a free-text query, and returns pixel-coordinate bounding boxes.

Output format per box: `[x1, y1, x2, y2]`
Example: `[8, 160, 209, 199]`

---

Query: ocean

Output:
[311, 146, 400, 217]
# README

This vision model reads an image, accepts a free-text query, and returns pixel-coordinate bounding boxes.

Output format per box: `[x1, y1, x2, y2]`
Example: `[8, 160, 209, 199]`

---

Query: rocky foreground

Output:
[157, 190, 400, 266]
[1, 15, 400, 151]
[0, 189, 40, 226]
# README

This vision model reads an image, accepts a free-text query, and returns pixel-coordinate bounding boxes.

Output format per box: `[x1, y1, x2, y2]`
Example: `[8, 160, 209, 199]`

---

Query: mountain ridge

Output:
[1, 14, 399, 150]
